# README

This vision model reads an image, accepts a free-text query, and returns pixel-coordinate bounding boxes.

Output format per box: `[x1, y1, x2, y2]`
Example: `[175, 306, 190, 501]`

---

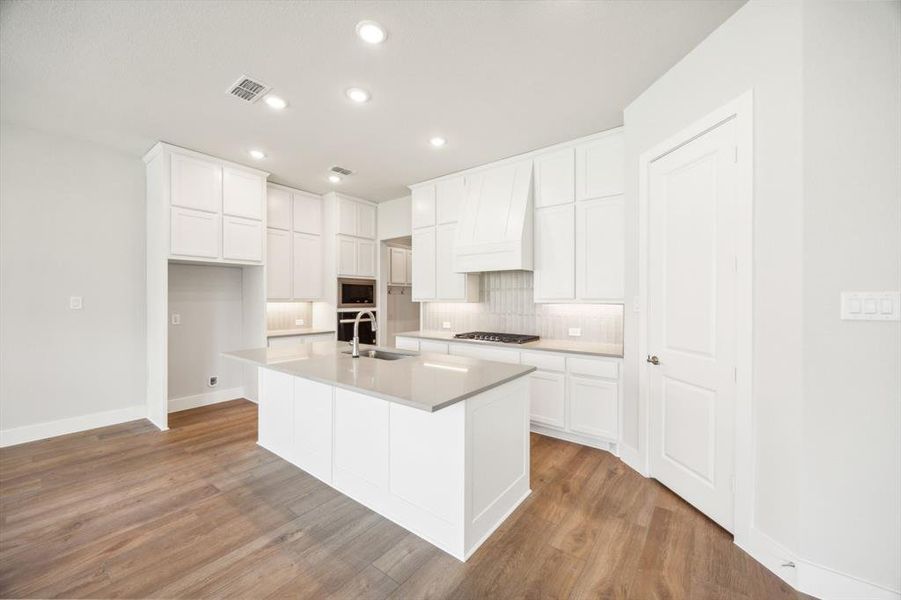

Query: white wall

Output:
[799, 0, 900, 590]
[167, 264, 245, 401]
[0, 122, 146, 438]
[378, 195, 412, 240]
[623, 0, 900, 593]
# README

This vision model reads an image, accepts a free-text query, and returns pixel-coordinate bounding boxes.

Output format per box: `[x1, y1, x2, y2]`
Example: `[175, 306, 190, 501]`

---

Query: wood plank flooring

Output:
[0, 400, 811, 599]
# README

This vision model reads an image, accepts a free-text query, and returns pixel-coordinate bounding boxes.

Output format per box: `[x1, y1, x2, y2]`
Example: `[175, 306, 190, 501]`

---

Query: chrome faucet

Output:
[351, 310, 377, 358]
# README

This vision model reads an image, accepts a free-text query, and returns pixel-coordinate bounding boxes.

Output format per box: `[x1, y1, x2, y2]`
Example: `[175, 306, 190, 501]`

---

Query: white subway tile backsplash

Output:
[421, 271, 623, 344]
[266, 302, 313, 331]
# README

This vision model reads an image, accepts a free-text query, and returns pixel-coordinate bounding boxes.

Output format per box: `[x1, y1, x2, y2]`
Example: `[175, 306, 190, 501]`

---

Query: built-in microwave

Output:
[337, 278, 376, 308]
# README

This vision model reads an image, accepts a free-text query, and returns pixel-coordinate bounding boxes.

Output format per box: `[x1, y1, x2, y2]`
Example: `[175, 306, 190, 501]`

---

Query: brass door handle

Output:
[646, 355, 660, 365]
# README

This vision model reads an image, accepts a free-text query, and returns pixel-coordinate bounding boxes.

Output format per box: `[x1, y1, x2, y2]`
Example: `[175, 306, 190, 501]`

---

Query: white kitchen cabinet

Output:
[568, 375, 618, 440]
[356, 239, 376, 278]
[412, 184, 436, 229]
[259, 368, 294, 459]
[170, 153, 222, 213]
[576, 195, 624, 301]
[223, 167, 264, 220]
[337, 235, 358, 276]
[405, 249, 413, 284]
[292, 378, 333, 483]
[575, 133, 624, 201]
[529, 370, 566, 430]
[293, 191, 322, 235]
[266, 228, 292, 299]
[436, 223, 465, 300]
[222, 215, 263, 262]
[293, 233, 322, 299]
[337, 196, 357, 236]
[357, 203, 376, 239]
[170, 207, 220, 258]
[336, 195, 376, 239]
[534, 147, 575, 208]
[412, 228, 436, 300]
[449, 343, 520, 364]
[389, 247, 408, 285]
[534, 205, 575, 301]
[267, 187, 292, 230]
[436, 176, 465, 224]
[419, 340, 449, 354]
[395, 337, 420, 352]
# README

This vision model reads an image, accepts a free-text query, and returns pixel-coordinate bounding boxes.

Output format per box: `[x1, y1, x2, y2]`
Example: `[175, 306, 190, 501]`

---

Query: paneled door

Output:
[648, 117, 738, 532]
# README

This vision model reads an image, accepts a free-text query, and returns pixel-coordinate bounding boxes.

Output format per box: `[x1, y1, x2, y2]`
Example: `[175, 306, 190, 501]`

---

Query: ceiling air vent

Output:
[330, 166, 353, 176]
[226, 75, 271, 103]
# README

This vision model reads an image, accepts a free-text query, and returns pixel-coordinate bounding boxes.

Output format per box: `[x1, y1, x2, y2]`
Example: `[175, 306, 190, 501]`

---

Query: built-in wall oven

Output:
[338, 278, 376, 309]
[337, 310, 377, 345]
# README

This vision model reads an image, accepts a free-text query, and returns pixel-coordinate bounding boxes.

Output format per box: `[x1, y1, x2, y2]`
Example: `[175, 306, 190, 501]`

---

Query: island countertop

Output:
[223, 341, 535, 412]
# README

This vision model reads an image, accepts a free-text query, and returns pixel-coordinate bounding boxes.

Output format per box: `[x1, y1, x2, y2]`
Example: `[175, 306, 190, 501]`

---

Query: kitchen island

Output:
[224, 341, 535, 561]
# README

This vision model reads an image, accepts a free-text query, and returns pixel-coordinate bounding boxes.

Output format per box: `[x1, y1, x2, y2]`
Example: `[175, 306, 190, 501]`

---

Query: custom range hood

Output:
[453, 159, 534, 272]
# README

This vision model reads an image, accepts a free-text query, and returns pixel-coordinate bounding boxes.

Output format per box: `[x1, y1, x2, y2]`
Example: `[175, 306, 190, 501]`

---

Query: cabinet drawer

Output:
[395, 337, 420, 352]
[450, 343, 520, 365]
[223, 216, 263, 262]
[419, 340, 449, 354]
[520, 351, 565, 372]
[567, 356, 619, 379]
[170, 207, 219, 258]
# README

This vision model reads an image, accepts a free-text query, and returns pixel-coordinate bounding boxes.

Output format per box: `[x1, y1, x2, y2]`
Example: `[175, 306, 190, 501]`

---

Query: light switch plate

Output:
[171, 313, 181, 325]
[442, 321, 452, 329]
[841, 292, 900, 321]
[69, 296, 83, 310]
[568, 327, 582, 337]
[295, 319, 305, 326]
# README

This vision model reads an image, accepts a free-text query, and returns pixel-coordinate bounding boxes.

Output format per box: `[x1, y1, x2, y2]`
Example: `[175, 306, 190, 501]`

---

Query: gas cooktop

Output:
[453, 331, 540, 344]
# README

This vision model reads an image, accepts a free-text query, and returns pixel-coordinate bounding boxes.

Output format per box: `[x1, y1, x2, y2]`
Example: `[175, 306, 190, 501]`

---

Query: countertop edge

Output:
[395, 331, 624, 358]
[267, 328, 336, 338]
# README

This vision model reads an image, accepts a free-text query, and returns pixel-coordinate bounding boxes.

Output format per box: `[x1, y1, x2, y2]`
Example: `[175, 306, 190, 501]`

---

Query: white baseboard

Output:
[0, 405, 146, 448]
[618, 442, 648, 476]
[530, 423, 616, 453]
[168, 387, 246, 413]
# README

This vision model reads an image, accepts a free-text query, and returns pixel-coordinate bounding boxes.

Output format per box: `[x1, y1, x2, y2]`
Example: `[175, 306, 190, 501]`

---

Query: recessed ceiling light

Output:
[345, 87, 371, 103]
[264, 95, 287, 110]
[429, 136, 447, 148]
[356, 20, 387, 44]
[328, 174, 342, 183]
[249, 149, 266, 160]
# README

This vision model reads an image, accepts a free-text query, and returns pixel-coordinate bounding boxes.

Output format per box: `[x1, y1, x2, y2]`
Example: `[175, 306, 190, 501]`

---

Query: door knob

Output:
[646, 355, 660, 365]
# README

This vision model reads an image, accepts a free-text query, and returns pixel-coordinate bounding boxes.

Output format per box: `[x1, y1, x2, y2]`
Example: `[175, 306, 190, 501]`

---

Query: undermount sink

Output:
[342, 349, 413, 361]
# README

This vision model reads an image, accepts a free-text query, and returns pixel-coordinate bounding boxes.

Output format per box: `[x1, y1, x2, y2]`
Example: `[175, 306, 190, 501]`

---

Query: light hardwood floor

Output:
[0, 399, 811, 599]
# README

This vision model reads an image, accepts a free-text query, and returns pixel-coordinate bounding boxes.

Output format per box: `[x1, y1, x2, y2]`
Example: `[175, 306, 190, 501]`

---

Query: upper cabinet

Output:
[389, 246, 412, 286]
[266, 183, 324, 300]
[436, 176, 465, 224]
[412, 185, 436, 229]
[575, 133, 624, 201]
[534, 148, 575, 208]
[336, 195, 376, 239]
[149, 144, 267, 265]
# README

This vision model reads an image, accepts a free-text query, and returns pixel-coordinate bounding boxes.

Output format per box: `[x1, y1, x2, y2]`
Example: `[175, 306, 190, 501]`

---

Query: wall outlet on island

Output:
[295, 319, 305, 326]
[208, 376, 218, 388]
[568, 327, 582, 337]
[442, 322, 452, 330]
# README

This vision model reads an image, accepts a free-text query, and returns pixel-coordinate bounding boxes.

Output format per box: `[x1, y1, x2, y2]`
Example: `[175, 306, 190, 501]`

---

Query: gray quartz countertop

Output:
[394, 330, 624, 358]
[223, 341, 535, 412]
[266, 328, 335, 338]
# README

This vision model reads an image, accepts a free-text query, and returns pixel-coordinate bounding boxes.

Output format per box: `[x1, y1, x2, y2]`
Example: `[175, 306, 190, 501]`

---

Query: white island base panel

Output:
[257, 366, 531, 561]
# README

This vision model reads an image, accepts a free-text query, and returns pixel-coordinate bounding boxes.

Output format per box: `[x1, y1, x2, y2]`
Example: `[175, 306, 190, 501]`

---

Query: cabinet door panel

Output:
[356, 240, 376, 278]
[293, 378, 333, 483]
[535, 147, 575, 208]
[529, 370, 566, 429]
[356, 203, 376, 239]
[337, 197, 357, 236]
[223, 216, 263, 261]
[170, 207, 220, 258]
[405, 249, 413, 284]
[259, 368, 294, 457]
[449, 343, 520, 364]
[293, 233, 322, 299]
[266, 228, 292, 299]
[395, 337, 420, 351]
[337, 236, 357, 276]
[267, 187, 292, 230]
[419, 340, 449, 354]
[412, 185, 436, 229]
[223, 167, 263, 219]
[293, 192, 322, 235]
[576, 196, 624, 300]
[436, 176, 465, 224]
[576, 133, 624, 200]
[389, 247, 406, 285]
[568, 375, 618, 440]
[333, 389, 389, 488]
[436, 223, 464, 300]
[170, 153, 221, 212]
[412, 228, 436, 300]
[534, 205, 575, 301]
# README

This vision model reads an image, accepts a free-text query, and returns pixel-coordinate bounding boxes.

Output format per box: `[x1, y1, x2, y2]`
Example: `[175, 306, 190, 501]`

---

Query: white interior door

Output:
[648, 118, 738, 532]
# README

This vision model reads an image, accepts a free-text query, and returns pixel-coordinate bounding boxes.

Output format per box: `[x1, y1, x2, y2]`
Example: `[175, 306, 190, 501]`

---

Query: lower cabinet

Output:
[567, 374, 618, 440]
[259, 368, 295, 459]
[528, 370, 566, 429]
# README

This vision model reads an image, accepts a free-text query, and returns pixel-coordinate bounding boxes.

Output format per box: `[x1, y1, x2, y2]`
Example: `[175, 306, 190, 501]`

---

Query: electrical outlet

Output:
[442, 321, 452, 329]
[568, 327, 582, 337]
[171, 313, 181, 325]
[69, 296, 83, 310]
[208, 376, 218, 388]
[295, 318, 305, 326]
